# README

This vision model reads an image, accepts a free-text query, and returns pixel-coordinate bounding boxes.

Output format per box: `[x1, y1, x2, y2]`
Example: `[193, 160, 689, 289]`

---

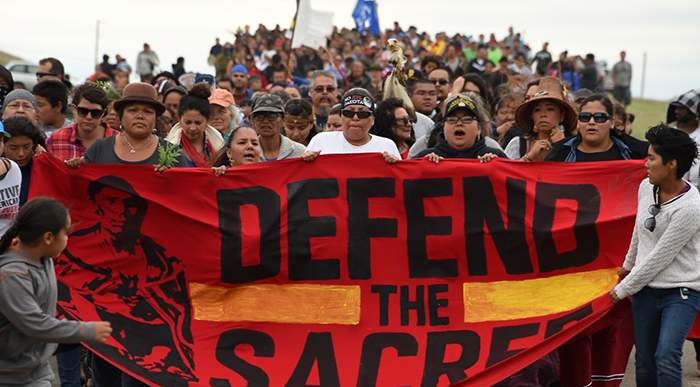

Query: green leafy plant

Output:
[94, 80, 121, 102]
[157, 142, 182, 169]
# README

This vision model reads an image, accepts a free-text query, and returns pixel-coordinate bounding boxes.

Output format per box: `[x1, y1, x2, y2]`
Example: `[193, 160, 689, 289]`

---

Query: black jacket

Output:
[416, 134, 507, 159]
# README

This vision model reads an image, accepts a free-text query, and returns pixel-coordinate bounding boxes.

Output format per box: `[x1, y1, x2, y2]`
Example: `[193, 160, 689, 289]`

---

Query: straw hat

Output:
[515, 76, 577, 134]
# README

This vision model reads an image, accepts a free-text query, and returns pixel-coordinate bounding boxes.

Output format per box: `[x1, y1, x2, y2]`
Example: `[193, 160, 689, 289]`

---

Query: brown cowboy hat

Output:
[514, 76, 577, 134]
[113, 82, 166, 116]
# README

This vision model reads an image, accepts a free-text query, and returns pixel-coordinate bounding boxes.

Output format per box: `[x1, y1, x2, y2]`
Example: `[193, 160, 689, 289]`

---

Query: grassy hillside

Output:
[0, 51, 21, 66]
[627, 98, 669, 139]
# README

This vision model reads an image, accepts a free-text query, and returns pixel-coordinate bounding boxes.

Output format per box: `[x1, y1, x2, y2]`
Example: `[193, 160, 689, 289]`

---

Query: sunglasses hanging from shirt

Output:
[644, 184, 691, 231]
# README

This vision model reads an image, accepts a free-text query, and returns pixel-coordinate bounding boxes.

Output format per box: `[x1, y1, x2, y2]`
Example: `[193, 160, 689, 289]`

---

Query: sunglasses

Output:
[578, 112, 610, 123]
[644, 203, 660, 232]
[341, 110, 373, 119]
[314, 86, 336, 93]
[432, 79, 449, 86]
[75, 106, 105, 119]
[394, 117, 414, 126]
[36, 72, 58, 79]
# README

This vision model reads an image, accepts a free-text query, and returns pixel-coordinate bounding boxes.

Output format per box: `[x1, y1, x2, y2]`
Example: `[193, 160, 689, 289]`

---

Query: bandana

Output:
[342, 94, 375, 111]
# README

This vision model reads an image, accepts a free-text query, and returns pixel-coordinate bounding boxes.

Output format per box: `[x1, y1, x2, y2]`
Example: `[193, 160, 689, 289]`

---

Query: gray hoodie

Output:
[0, 251, 97, 385]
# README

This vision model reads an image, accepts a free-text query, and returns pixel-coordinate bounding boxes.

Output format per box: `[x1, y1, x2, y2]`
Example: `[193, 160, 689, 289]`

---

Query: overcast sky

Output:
[2, 0, 698, 100]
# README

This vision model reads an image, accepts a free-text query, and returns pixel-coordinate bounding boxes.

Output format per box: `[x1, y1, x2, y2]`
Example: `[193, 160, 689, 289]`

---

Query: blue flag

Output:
[352, 0, 380, 36]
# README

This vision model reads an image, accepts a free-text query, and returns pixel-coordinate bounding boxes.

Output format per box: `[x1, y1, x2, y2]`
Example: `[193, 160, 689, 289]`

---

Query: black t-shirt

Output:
[534, 50, 552, 75]
[574, 146, 623, 162]
[580, 64, 598, 90]
[85, 136, 192, 167]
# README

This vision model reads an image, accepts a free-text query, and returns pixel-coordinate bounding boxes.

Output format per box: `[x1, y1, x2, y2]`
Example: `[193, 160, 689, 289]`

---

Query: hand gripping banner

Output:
[29, 154, 646, 386]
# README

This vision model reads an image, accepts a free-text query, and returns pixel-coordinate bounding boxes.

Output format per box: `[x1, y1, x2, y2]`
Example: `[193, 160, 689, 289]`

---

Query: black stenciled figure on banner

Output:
[55, 176, 196, 384]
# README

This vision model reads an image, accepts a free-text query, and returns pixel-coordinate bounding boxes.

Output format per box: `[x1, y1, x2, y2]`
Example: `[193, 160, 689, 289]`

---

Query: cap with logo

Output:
[443, 94, 479, 118]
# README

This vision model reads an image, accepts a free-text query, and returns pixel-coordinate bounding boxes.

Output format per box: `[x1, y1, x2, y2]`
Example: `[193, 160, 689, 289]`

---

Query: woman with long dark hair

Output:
[372, 98, 415, 159]
[166, 83, 224, 167]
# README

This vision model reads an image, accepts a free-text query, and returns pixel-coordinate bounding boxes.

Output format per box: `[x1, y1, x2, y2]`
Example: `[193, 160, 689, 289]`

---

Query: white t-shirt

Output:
[413, 112, 435, 141]
[307, 131, 401, 158]
[0, 159, 22, 237]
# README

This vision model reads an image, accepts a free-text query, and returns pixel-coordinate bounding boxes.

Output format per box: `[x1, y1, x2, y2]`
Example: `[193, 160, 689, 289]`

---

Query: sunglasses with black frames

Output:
[341, 110, 373, 119]
[578, 112, 610, 123]
[36, 72, 58, 79]
[75, 106, 105, 119]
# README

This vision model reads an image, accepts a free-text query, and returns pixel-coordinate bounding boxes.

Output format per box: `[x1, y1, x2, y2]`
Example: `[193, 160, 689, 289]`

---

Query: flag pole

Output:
[286, 0, 301, 81]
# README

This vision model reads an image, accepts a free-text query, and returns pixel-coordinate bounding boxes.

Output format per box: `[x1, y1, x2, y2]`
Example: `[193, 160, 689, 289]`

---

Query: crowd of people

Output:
[0, 21, 698, 387]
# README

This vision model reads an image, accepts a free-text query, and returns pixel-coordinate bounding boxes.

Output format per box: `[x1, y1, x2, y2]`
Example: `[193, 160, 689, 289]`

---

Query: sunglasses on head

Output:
[578, 112, 610, 123]
[432, 79, 449, 86]
[341, 110, 373, 119]
[314, 86, 336, 93]
[76, 106, 105, 119]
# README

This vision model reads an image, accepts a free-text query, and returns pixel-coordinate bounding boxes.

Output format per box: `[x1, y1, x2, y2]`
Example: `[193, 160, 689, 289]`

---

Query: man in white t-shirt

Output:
[304, 88, 401, 163]
[0, 121, 21, 237]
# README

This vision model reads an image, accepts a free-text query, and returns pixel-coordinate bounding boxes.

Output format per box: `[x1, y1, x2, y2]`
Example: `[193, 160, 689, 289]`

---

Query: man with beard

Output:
[308, 70, 339, 130]
[251, 94, 305, 160]
[56, 176, 196, 386]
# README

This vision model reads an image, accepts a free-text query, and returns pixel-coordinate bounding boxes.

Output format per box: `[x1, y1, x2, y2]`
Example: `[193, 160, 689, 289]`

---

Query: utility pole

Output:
[640, 51, 647, 99]
[94, 20, 101, 65]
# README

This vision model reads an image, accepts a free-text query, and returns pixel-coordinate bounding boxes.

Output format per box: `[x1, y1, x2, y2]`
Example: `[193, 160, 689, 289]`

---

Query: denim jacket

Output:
[560, 135, 632, 162]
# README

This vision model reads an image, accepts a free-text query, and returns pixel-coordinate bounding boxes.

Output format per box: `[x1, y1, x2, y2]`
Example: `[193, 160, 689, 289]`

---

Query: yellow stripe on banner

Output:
[189, 283, 361, 325]
[463, 268, 618, 323]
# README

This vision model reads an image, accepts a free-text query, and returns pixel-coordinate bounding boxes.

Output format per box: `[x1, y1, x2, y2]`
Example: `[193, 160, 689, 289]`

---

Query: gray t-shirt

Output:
[84, 136, 192, 167]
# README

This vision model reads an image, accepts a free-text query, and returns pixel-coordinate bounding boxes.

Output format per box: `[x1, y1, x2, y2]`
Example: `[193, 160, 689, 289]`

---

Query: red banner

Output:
[30, 154, 646, 386]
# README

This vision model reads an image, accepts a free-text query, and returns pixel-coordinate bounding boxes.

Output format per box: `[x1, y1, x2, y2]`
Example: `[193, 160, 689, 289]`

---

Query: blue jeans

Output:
[632, 286, 700, 387]
[56, 344, 81, 387]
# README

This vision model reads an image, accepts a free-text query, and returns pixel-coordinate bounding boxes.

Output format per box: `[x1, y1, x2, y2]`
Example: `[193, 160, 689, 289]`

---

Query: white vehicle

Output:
[6, 61, 38, 90]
